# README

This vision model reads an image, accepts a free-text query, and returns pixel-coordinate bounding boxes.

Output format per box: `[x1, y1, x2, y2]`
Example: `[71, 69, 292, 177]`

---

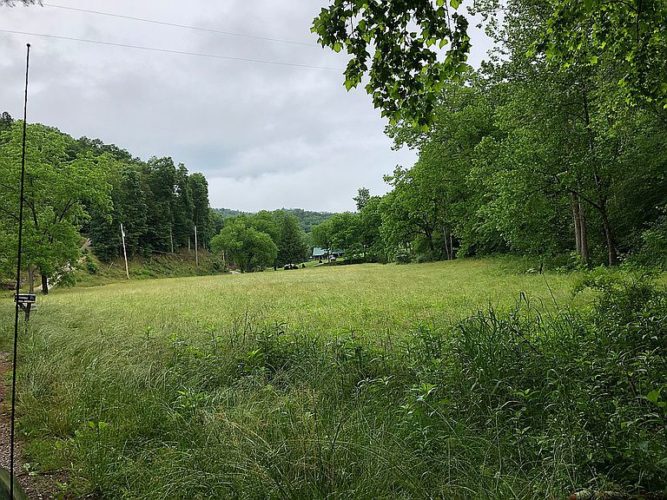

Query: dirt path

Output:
[0, 353, 58, 499]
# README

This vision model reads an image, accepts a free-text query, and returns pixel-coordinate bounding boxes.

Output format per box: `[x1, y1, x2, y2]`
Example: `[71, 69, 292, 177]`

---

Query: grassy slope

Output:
[74, 250, 224, 287]
[0, 258, 594, 498]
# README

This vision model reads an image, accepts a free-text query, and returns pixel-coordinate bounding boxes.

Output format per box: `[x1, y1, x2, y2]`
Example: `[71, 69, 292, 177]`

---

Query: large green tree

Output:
[312, 212, 360, 258]
[0, 122, 112, 292]
[190, 173, 211, 247]
[275, 211, 308, 266]
[210, 218, 277, 273]
[144, 157, 176, 253]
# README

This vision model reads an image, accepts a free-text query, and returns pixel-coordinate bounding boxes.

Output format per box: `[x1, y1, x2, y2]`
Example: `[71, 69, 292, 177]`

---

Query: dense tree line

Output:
[85, 144, 213, 262]
[211, 211, 309, 272]
[0, 115, 213, 291]
[311, 0, 667, 268]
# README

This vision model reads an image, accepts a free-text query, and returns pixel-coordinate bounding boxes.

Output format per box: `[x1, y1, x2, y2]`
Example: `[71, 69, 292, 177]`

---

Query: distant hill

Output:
[214, 208, 246, 219]
[212, 208, 335, 233]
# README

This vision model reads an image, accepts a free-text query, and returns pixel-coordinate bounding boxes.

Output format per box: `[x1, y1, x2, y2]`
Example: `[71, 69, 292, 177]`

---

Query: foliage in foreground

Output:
[7, 272, 665, 498]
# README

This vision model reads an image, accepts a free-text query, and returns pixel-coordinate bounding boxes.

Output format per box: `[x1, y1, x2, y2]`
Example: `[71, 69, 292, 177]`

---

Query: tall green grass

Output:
[1, 260, 664, 498]
[25, 259, 582, 340]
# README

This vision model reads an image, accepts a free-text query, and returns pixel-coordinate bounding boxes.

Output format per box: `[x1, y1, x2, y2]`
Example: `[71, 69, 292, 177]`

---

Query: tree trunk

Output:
[571, 194, 581, 254]
[449, 233, 454, 260]
[41, 272, 49, 295]
[443, 227, 450, 260]
[600, 209, 618, 266]
[425, 233, 435, 254]
[578, 200, 590, 265]
[571, 193, 590, 265]
[581, 87, 616, 266]
[27, 265, 35, 293]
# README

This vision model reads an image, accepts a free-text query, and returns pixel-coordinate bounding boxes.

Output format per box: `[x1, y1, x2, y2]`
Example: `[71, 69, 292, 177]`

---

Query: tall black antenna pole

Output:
[10, 42, 31, 500]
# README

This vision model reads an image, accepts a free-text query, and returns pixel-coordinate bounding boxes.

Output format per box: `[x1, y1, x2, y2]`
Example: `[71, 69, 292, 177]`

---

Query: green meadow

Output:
[32, 258, 579, 339]
[1, 259, 664, 499]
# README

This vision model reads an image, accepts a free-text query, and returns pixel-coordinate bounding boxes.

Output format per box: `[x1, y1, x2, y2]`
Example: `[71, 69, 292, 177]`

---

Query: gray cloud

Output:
[0, 0, 492, 211]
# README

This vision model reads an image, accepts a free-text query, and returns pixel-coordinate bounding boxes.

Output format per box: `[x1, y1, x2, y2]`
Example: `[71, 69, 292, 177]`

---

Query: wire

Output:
[10, 42, 30, 500]
[0, 28, 342, 71]
[43, 2, 315, 48]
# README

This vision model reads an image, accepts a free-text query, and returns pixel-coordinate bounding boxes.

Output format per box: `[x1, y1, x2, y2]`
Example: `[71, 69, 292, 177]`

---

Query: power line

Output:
[43, 2, 316, 48]
[0, 28, 343, 71]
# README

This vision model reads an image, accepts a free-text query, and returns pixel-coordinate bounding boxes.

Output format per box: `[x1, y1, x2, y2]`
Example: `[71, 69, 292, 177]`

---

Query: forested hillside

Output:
[309, 2, 667, 269]
[0, 114, 214, 291]
[212, 208, 333, 233]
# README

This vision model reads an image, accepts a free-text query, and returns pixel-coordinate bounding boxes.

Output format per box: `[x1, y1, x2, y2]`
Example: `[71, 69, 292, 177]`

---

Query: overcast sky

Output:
[0, 1, 492, 212]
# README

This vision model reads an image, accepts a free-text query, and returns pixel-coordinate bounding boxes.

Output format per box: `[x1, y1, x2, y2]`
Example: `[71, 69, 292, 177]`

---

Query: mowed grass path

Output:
[16, 258, 580, 340]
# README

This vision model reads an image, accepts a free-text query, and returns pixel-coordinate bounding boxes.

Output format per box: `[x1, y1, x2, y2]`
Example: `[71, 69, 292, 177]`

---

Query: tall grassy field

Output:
[1, 258, 663, 498]
[21, 258, 579, 340]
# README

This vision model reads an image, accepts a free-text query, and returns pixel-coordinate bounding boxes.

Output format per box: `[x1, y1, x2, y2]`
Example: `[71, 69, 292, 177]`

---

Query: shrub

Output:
[395, 252, 411, 264]
[630, 205, 667, 269]
[85, 256, 99, 275]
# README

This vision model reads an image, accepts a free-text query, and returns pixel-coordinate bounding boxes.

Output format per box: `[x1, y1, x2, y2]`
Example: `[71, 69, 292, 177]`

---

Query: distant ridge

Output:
[212, 208, 335, 233]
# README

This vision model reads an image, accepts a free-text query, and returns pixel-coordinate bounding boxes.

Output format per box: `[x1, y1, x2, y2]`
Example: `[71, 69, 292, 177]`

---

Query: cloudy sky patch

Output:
[0, 0, 491, 211]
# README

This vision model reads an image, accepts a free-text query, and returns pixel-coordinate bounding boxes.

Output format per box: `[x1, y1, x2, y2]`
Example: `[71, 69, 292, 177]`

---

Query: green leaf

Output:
[333, 42, 343, 53]
[450, 0, 461, 9]
[646, 389, 660, 404]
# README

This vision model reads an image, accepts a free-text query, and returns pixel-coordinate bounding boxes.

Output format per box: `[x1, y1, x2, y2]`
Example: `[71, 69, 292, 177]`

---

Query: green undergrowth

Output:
[4, 270, 665, 498]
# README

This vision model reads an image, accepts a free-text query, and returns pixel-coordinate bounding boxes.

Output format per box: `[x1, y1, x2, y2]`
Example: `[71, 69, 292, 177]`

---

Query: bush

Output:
[630, 208, 667, 269]
[395, 252, 411, 264]
[85, 256, 99, 275]
[440, 272, 667, 493]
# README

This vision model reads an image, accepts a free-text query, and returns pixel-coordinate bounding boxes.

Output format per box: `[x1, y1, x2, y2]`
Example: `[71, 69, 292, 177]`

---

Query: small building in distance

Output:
[312, 247, 344, 262]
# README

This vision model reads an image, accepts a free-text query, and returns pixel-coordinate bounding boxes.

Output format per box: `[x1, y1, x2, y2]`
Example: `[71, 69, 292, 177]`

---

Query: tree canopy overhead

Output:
[540, 0, 667, 110]
[314, 0, 667, 126]
[312, 0, 471, 126]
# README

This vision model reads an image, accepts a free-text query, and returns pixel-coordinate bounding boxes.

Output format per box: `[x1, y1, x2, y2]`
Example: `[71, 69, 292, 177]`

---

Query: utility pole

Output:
[120, 223, 130, 280]
[194, 225, 199, 268]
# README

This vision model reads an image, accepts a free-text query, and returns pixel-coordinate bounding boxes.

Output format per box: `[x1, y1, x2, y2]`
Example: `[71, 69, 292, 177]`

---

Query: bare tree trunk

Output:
[571, 193, 590, 265]
[578, 200, 590, 265]
[442, 226, 450, 260]
[27, 265, 35, 293]
[41, 272, 49, 295]
[571, 194, 581, 254]
[449, 232, 454, 260]
[600, 208, 618, 266]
